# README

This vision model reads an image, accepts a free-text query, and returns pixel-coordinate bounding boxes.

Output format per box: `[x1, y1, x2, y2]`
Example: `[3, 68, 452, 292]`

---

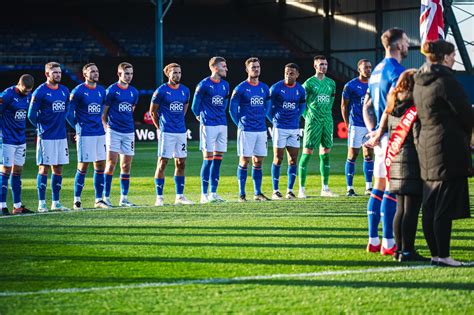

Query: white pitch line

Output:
[1, 263, 472, 297]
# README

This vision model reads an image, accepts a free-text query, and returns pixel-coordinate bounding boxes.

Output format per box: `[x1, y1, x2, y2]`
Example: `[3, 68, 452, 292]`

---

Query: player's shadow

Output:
[0, 230, 367, 239]
[4, 224, 474, 235]
[8, 255, 407, 268]
[2, 239, 472, 252]
[219, 279, 474, 291]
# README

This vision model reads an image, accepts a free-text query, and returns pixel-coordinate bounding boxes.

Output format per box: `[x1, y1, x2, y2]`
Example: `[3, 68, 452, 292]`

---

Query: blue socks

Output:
[287, 164, 297, 191]
[174, 176, 185, 195]
[345, 159, 355, 188]
[37, 174, 47, 201]
[51, 173, 62, 202]
[210, 155, 222, 193]
[74, 169, 86, 198]
[10, 174, 22, 205]
[155, 177, 165, 196]
[237, 165, 247, 196]
[364, 158, 374, 186]
[200, 158, 212, 195]
[104, 173, 113, 198]
[271, 163, 280, 191]
[120, 174, 130, 196]
[0, 172, 8, 204]
[252, 166, 262, 195]
[367, 189, 383, 238]
[381, 191, 397, 245]
[93, 170, 105, 200]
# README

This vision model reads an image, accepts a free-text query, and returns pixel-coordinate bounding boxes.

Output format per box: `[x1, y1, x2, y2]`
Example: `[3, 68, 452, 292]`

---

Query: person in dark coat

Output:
[386, 69, 428, 262]
[413, 40, 473, 267]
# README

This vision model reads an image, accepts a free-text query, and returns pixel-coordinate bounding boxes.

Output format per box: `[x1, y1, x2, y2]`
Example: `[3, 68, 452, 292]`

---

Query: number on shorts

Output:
[296, 134, 301, 141]
[131, 141, 135, 151]
[181, 143, 186, 152]
[65, 148, 69, 157]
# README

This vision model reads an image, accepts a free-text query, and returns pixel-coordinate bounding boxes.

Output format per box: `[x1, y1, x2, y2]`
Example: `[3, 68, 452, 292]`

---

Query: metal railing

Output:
[283, 27, 358, 81]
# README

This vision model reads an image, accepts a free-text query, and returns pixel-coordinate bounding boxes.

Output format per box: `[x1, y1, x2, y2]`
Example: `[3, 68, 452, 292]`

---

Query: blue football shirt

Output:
[151, 83, 190, 133]
[230, 80, 270, 132]
[368, 58, 405, 126]
[69, 83, 107, 136]
[191, 77, 229, 126]
[105, 83, 139, 134]
[0, 86, 30, 145]
[269, 80, 306, 130]
[29, 83, 70, 140]
[342, 77, 368, 127]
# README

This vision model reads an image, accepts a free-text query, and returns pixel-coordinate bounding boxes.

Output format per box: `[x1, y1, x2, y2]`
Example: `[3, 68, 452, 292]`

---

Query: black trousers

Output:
[421, 179, 470, 258]
[394, 194, 422, 253]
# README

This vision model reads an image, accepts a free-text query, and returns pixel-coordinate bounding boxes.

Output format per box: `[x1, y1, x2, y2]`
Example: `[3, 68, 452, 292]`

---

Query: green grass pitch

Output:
[0, 139, 472, 314]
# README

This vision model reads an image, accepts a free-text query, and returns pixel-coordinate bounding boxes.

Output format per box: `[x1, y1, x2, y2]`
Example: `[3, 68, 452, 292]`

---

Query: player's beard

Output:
[53, 77, 61, 84]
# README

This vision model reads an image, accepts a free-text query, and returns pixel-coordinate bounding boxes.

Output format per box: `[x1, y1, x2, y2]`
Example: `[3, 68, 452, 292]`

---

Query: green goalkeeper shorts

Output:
[303, 119, 333, 150]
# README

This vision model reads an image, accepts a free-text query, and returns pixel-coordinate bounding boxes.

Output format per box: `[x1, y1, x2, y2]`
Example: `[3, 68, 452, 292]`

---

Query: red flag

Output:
[420, 0, 445, 54]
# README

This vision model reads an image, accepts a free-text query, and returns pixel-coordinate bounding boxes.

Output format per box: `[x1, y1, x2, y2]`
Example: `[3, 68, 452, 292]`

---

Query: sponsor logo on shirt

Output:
[282, 101, 296, 110]
[52, 101, 66, 112]
[317, 94, 330, 103]
[250, 96, 264, 106]
[211, 95, 224, 106]
[118, 102, 132, 112]
[170, 101, 184, 112]
[14, 109, 27, 121]
[88, 103, 102, 114]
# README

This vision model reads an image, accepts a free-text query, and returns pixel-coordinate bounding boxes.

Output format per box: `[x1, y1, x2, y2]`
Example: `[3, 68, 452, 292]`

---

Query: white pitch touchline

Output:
[1, 263, 472, 297]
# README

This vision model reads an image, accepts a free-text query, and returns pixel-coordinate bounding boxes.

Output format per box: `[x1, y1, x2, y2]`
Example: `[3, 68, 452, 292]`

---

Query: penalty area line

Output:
[1, 263, 472, 297]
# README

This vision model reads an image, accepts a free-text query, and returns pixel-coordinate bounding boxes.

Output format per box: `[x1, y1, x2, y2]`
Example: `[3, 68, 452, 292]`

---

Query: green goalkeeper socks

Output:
[298, 153, 312, 187]
[320, 153, 330, 186]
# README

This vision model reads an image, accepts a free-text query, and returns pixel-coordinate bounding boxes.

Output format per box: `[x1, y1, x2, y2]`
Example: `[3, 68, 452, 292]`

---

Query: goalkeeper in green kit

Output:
[298, 55, 338, 198]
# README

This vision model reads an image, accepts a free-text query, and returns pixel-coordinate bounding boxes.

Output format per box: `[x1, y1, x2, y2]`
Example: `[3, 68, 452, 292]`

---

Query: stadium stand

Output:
[0, 17, 107, 64]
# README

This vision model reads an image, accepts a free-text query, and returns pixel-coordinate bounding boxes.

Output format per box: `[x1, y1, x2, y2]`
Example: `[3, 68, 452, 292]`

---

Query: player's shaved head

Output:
[209, 56, 226, 68]
[285, 63, 300, 72]
[18, 74, 34, 89]
[163, 63, 181, 77]
[357, 59, 370, 67]
[45, 62, 61, 72]
[357, 59, 372, 80]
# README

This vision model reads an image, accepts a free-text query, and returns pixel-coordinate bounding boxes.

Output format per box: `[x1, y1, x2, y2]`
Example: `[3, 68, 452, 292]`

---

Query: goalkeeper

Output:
[298, 55, 338, 198]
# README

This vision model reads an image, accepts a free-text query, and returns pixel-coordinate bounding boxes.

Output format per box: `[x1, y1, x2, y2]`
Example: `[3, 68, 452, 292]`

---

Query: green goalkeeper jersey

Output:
[302, 75, 336, 121]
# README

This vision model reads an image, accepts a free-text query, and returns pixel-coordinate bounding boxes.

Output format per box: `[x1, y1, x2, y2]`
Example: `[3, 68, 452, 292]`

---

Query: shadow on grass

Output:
[1, 274, 472, 291]
[6, 255, 403, 267]
[3, 225, 473, 236]
[1, 239, 472, 252]
[0, 239, 365, 249]
[0, 230, 366, 239]
[222, 279, 474, 291]
[0, 225, 371, 231]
